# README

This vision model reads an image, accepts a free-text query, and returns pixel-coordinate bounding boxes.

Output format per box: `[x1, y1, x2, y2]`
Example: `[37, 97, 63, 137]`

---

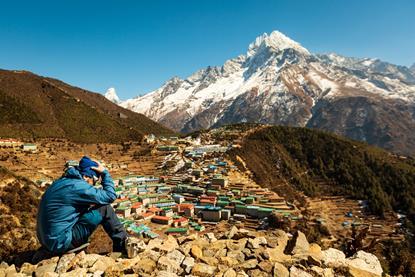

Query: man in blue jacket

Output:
[36, 156, 127, 255]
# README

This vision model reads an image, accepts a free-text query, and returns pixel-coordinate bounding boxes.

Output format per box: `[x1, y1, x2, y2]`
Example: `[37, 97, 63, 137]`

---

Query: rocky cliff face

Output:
[118, 31, 415, 156]
[0, 228, 384, 277]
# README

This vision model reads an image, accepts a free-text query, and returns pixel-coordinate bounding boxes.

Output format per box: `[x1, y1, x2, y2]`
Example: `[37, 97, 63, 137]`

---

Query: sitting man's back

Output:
[37, 156, 127, 254]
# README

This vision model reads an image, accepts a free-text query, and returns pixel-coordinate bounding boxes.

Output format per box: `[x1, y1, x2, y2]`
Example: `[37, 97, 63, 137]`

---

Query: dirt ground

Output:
[0, 140, 167, 182]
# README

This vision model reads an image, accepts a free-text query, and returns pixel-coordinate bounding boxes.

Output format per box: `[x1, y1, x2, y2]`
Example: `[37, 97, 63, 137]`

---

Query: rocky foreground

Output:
[0, 227, 384, 277]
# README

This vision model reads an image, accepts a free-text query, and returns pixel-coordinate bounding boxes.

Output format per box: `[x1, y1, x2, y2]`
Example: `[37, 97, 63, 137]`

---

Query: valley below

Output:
[1, 124, 414, 276]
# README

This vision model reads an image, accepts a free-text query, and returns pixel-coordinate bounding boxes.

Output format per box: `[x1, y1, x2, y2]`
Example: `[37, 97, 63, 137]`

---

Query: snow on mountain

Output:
[247, 31, 310, 57]
[119, 30, 415, 155]
[411, 63, 415, 73]
[105, 87, 120, 104]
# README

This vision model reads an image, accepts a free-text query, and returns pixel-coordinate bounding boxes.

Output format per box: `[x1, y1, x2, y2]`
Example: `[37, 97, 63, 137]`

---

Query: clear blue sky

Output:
[1, 0, 414, 99]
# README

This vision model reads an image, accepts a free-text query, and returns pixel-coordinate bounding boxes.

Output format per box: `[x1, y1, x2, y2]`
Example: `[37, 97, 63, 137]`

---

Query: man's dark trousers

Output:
[70, 204, 127, 252]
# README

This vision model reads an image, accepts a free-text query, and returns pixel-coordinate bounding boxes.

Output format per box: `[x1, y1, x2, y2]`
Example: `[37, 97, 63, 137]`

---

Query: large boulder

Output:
[258, 260, 273, 273]
[80, 254, 102, 268]
[235, 258, 258, 270]
[346, 251, 383, 276]
[204, 240, 228, 257]
[191, 245, 204, 260]
[35, 263, 58, 277]
[19, 262, 37, 275]
[159, 236, 179, 252]
[267, 230, 289, 251]
[223, 268, 237, 277]
[55, 253, 75, 274]
[321, 248, 347, 268]
[132, 258, 156, 275]
[227, 251, 246, 263]
[308, 243, 323, 261]
[166, 249, 185, 265]
[290, 231, 310, 256]
[147, 236, 178, 253]
[182, 256, 195, 274]
[227, 239, 248, 251]
[247, 237, 267, 249]
[200, 256, 219, 266]
[157, 256, 183, 274]
[265, 247, 290, 263]
[273, 262, 289, 277]
[88, 256, 115, 272]
[227, 226, 239, 239]
[138, 249, 161, 262]
[178, 233, 198, 245]
[204, 233, 217, 243]
[2, 264, 18, 277]
[348, 267, 381, 277]
[219, 256, 239, 267]
[125, 237, 147, 258]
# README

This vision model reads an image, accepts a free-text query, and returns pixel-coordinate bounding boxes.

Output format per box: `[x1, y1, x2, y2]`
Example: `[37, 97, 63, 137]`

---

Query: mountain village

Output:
[85, 134, 299, 240]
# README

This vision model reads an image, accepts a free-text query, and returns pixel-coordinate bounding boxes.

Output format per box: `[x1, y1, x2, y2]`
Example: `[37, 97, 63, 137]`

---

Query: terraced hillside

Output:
[225, 125, 415, 217]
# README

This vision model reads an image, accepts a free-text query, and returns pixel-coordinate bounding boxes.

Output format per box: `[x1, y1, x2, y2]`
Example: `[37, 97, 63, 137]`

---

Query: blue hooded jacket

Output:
[36, 167, 117, 253]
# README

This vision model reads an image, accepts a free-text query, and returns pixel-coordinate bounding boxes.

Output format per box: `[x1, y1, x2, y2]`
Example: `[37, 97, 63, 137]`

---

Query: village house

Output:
[0, 139, 22, 148]
[200, 206, 222, 222]
[130, 202, 143, 214]
[22, 143, 37, 152]
[151, 215, 173, 225]
[172, 217, 189, 228]
[115, 206, 131, 218]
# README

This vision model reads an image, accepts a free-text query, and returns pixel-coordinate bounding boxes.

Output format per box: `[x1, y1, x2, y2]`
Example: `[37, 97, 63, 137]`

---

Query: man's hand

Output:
[91, 161, 106, 174]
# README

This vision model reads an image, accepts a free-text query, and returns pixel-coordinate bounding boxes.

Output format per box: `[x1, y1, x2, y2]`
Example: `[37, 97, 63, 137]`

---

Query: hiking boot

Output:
[32, 247, 54, 264]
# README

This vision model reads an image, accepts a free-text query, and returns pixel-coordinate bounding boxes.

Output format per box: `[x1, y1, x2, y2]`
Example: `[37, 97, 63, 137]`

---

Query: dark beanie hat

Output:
[77, 156, 99, 179]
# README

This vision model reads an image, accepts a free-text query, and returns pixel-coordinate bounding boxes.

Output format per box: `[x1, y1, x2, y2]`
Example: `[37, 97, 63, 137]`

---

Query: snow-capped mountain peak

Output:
[118, 30, 415, 155]
[104, 87, 120, 104]
[247, 31, 310, 57]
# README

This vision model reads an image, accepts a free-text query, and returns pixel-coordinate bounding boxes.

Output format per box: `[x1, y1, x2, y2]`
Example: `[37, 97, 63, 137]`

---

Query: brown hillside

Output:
[0, 166, 43, 263]
[0, 69, 174, 143]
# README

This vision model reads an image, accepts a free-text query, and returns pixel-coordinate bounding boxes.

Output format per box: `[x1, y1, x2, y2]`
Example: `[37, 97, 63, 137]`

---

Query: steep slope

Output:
[0, 69, 173, 142]
[121, 31, 415, 156]
[225, 125, 415, 218]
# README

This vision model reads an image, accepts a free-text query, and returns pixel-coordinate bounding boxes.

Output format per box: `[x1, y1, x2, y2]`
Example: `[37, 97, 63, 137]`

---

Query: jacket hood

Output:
[64, 167, 84, 180]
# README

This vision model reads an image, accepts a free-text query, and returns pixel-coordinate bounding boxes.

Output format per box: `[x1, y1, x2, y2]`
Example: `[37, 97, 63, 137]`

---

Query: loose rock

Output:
[192, 263, 217, 276]
[273, 262, 289, 277]
[321, 248, 347, 268]
[55, 253, 75, 273]
[223, 268, 237, 277]
[182, 256, 195, 274]
[132, 258, 156, 275]
[346, 250, 383, 276]
[290, 265, 313, 277]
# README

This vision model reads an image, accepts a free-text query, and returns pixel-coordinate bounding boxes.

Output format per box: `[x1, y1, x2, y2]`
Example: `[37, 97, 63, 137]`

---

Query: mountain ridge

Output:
[115, 31, 415, 156]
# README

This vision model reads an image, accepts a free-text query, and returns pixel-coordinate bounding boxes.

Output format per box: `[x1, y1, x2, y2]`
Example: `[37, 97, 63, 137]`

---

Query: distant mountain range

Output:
[0, 69, 173, 143]
[110, 31, 415, 155]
